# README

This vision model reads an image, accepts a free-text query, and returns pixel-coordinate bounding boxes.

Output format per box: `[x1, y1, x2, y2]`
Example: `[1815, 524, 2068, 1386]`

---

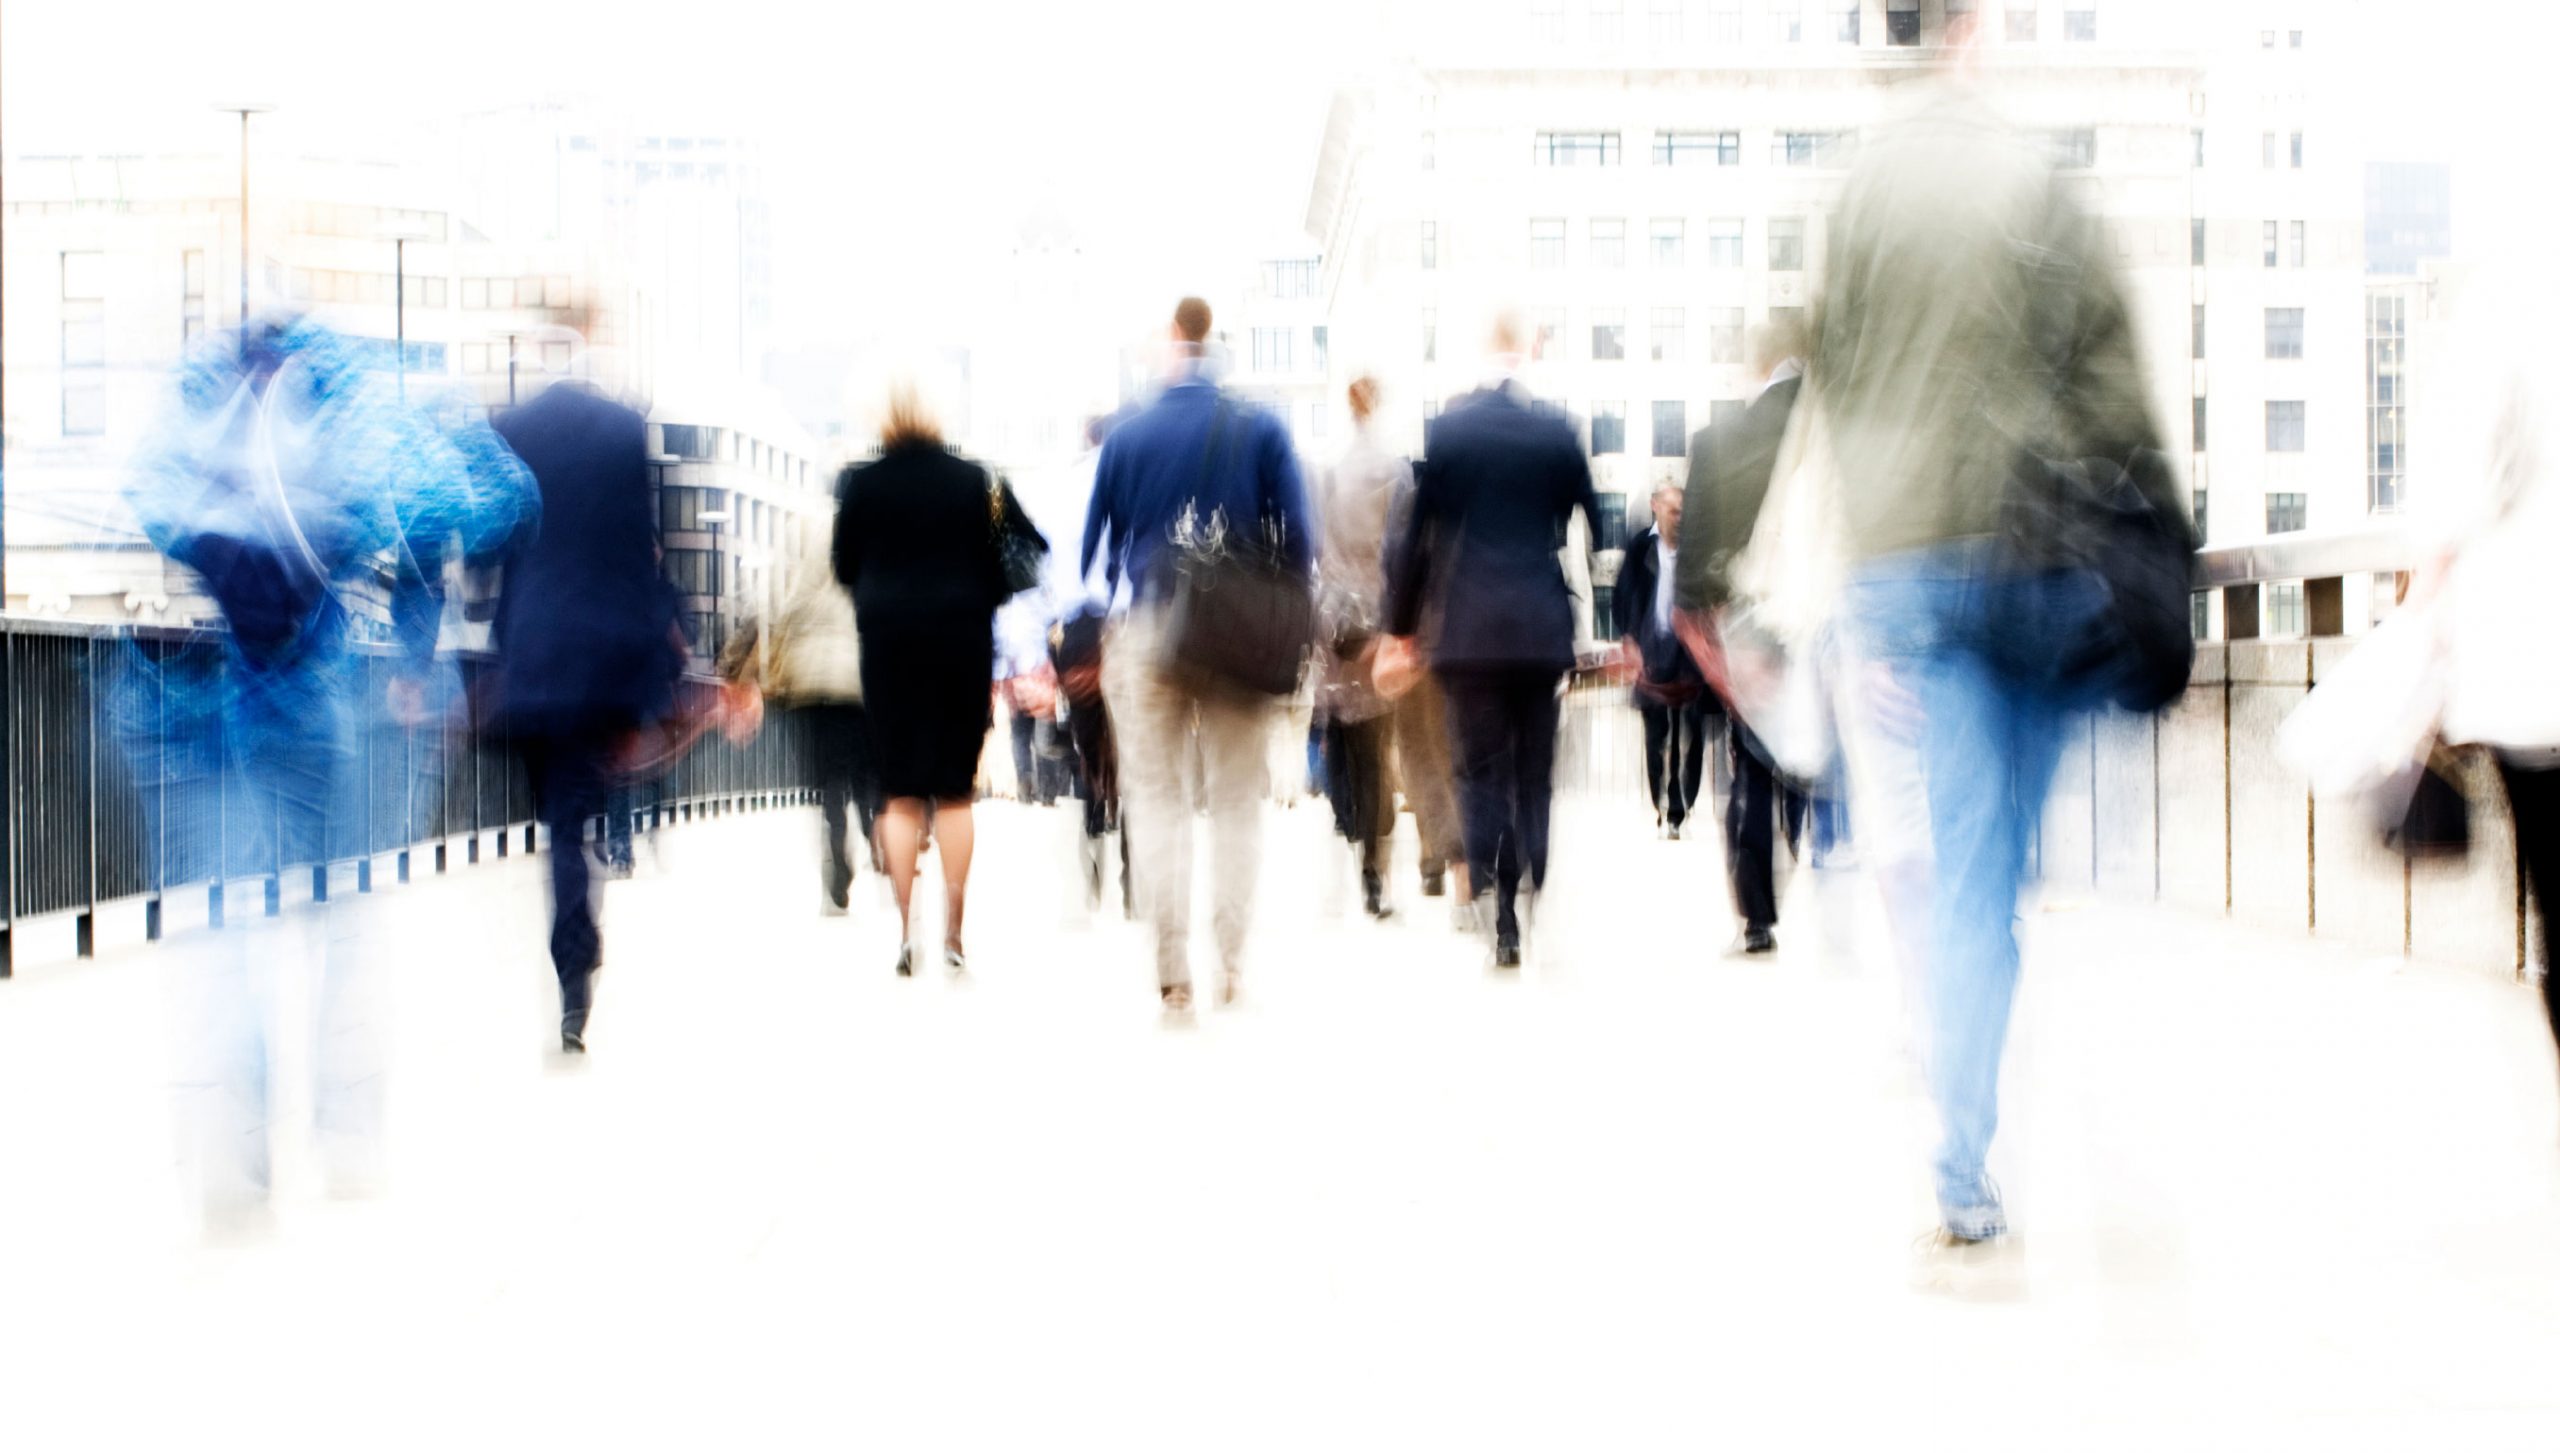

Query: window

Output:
[2264, 307, 2304, 360]
[2261, 29, 2275, 47]
[1887, 0, 1921, 45]
[1422, 308, 1437, 362]
[1650, 217, 1685, 268]
[663, 423, 715, 459]
[1590, 0, 1624, 42]
[2265, 493, 2306, 534]
[2192, 591, 2211, 640]
[2192, 303, 2206, 359]
[2289, 28, 2302, 47]
[1420, 221, 1438, 270]
[1704, 0, 1743, 42]
[2369, 292, 2407, 513]
[2289, 220, 2305, 267]
[1592, 400, 1626, 455]
[1532, 308, 1563, 362]
[182, 248, 206, 340]
[1312, 325, 1329, 372]
[1708, 217, 1744, 268]
[2192, 491, 2208, 541]
[1592, 308, 1627, 361]
[2192, 396, 2207, 449]
[1710, 399, 1746, 429]
[1530, 217, 1567, 269]
[1652, 131, 1740, 166]
[2263, 583, 2303, 636]
[1768, 0, 1804, 43]
[1773, 130, 1851, 167]
[665, 548, 719, 597]
[2191, 218, 2206, 266]
[1769, 216, 1806, 272]
[2063, 7, 2094, 41]
[2290, 131, 2303, 169]
[2262, 131, 2278, 169]
[1252, 327, 1295, 372]
[2052, 129, 2095, 169]
[2265, 401, 2306, 453]
[1709, 307, 1744, 364]
[1650, 307, 1685, 364]
[1264, 260, 1319, 298]
[1593, 493, 1630, 551]
[2191, 128, 2204, 168]
[2006, 6, 2036, 42]
[1534, 131, 1621, 166]
[1826, 0, 1858, 42]
[1531, 0, 1565, 43]
[1651, 401, 1688, 457]
[1653, 0, 1688, 45]
[2262, 220, 2279, 268]
[1591, 217, 1627, 268]
[1421, 132, 1436, 171]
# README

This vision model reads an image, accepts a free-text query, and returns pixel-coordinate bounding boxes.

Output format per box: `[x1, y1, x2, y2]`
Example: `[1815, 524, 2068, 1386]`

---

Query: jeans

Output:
[1838, 539, 2108, 1240]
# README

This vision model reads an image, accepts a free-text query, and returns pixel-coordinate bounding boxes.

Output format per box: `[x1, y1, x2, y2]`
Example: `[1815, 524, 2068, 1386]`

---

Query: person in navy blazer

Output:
[1611, 483, 1716, 839]
[1383, 312, 1601, 967]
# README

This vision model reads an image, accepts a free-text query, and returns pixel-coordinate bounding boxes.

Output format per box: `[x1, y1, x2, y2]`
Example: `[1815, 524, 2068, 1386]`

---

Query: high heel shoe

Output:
[944, 945, 967, 980]
[894, 944, 914, 978]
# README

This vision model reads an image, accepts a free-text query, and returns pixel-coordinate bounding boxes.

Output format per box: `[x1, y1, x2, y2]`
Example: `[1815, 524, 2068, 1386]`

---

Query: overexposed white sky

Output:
[0, 0, 2533, 346]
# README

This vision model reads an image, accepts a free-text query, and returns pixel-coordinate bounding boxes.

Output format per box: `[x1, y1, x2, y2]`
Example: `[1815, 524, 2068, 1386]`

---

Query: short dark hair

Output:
[1173, 296, 1213, 344]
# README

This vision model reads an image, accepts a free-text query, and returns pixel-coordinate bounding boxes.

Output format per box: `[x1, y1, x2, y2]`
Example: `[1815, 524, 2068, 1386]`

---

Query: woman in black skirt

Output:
[832, 380, 1043, 976]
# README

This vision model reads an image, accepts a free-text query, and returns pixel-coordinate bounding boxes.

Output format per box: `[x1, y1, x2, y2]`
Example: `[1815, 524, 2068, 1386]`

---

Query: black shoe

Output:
[1493, 937, 1522, 969]
[1420, 869, 1446, 898]
[560, 1029, 587, 1054]
[1726, 928, 1776, 958]
[1667, 820, 1683, 842]
[1362, 870, 1393, 920]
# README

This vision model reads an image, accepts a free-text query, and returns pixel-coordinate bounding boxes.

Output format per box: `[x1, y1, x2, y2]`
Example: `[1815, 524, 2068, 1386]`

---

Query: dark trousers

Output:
[1726, 723, 1806, 934]
[1639, 694, 1712, 827]
[811, 702, 878, 907]
[1326, 714, 1394, 880]
[521, 734, 613, 1037]
[1065, 695, 1117, 839]
[1010, 712, 1041, 800]
[2498, 757, 2560, 1059]
[1439, 667, 1563, 940]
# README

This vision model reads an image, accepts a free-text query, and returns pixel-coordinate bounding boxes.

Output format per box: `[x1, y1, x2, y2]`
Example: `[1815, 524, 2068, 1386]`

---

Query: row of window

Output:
[2185, 490, 2308, 541]
[2183, 219, 2312, 268]
[1527, 1, 2098, 48]
[286, 202, 448, 244]
[2188, 305, 2308, 362]
[1423, 216, 1812, 272]
[2188, 129, 2309, 169]
[658, 428, 816, 490]
[1531, 129, 1851, 169]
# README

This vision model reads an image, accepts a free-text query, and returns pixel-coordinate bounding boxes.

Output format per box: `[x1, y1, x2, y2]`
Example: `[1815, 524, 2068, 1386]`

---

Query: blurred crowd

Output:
[109, 27, 2559, 1299]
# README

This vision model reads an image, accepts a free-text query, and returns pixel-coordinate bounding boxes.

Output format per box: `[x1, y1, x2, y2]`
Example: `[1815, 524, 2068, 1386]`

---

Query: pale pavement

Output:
[2, 789, 2557, 1448]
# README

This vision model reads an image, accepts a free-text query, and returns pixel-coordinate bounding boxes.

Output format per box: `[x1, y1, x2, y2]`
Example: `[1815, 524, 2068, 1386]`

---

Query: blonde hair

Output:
[878, 374, 943, 450]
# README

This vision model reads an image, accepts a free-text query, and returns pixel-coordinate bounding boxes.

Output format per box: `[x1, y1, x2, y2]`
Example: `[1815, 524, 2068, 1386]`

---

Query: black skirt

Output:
[859, 624, 994, 801]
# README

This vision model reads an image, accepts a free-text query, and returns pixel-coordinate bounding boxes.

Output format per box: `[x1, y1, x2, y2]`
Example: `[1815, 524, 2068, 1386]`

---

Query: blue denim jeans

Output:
[1839, 539, 2108, 1240]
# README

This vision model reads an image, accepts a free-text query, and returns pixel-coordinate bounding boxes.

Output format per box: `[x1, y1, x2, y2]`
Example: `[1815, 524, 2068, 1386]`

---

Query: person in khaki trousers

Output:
[1082, 298, 1316, 1023]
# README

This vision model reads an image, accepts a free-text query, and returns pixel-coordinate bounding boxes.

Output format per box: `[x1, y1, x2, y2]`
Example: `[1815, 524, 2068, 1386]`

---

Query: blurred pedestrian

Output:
[1318, 375, 1411, 920]
[125, 314, 535, 1235]
[1680, 322, 1808, 955]
[1081, 296, 1315, 1022]
[486, 355, 685, 1057]
[737, 525, 877, 914]
[1794, 48, 2177, 1287]
[1614, 482, 1715, 840]
[834, 376, 1045, 977]
[1381, 311, 1601, 968]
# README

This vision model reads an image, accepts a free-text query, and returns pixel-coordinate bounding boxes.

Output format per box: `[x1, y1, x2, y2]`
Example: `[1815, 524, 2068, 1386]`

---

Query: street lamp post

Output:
[211, 104, 275, 328]
[374, 220, 432, 401]
[698, 507, 733, 660]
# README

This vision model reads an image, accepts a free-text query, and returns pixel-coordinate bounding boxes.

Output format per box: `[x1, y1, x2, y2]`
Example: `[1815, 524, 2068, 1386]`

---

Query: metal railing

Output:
[0, 616, 817, 976]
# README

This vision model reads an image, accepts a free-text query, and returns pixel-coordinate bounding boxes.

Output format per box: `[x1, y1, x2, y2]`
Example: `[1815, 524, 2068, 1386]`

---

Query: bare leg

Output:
[934, 799, 976, 956]
[879, 797, 927, 943]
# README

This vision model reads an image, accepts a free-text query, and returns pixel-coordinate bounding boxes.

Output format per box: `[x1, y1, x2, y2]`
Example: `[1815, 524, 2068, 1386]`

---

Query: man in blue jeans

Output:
[1803, 33, 2169, 1292]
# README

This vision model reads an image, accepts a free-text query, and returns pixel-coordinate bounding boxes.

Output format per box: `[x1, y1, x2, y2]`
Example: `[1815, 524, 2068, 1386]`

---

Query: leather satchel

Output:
[1160, 398, 1316, 698]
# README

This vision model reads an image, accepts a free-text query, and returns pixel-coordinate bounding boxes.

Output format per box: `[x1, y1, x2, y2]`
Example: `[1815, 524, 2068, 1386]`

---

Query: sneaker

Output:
[1160, 983, 1196, 1027]
[1908, 1228, 2026, 1301]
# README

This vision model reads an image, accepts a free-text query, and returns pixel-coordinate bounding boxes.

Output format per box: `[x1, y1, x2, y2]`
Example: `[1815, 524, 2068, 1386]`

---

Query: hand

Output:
[1609, 636, 1642, 687]
[1671, 609, 1730, 705]
[719, 680, 765, 745]
[1373, 635, 1422, 699]
[386, 674, 431, 728]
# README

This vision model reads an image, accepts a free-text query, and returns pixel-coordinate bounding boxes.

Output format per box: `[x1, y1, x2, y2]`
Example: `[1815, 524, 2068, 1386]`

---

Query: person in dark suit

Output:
[1382, 311, 1601, 968]
[833, 377, 1043, 979]
[1613, 482, 1717, 838]
[1676, 321, 1807, 957]
[489, 375, 684, 1055]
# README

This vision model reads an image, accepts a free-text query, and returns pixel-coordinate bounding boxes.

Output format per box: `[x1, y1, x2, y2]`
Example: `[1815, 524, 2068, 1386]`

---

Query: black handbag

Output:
[1160, 397, 1316, 698]
[990, 473, 1048, 597]
[2381, 743, 2472, 861]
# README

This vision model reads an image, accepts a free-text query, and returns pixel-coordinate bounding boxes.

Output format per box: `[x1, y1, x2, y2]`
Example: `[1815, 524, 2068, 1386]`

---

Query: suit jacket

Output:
[488, 382, 681, 738]
[1386, 380, 1599, 673]
[1612, 526, 1704, 692]
[1676, 374, 1802, 614]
